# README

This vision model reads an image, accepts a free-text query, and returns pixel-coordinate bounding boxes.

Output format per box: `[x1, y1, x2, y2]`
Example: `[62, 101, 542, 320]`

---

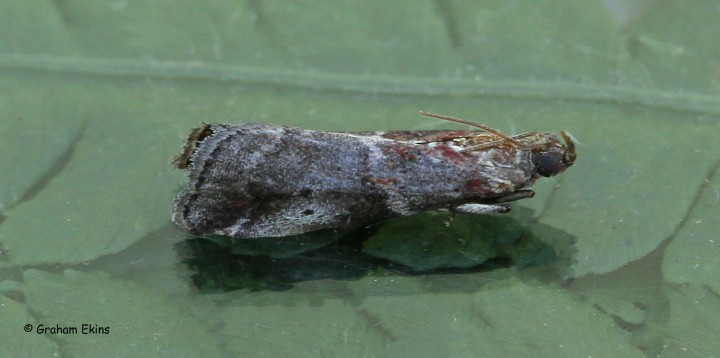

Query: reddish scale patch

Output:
[432, 145, 466, 164]
[464, 179, 491, 193]
[393, 147, 417, 161]
[381, 144, 416, 160]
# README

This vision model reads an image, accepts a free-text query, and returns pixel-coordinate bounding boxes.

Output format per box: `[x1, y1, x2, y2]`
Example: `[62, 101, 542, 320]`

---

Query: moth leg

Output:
[485, 190, 535, 203]
[451, 203, 511, 215]
[444, 203, 510, 226]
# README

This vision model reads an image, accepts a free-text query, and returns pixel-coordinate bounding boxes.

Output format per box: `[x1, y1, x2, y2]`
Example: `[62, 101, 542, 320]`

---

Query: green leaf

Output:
[0, 292, 60, 356]
[662, 161, 720, 291]
[537, 107, 719, 277]
[657, 285, 720, 356]
[211, 291, 387, 356]
[363, 212, 521, 270]
[353, 275, 643, 357]
[362, 209, 563, 271]
[1, 1, 720, 355]
[1, 0, 720, 275]
[19, 269, 225, 356]
[188, 273, 644, 356]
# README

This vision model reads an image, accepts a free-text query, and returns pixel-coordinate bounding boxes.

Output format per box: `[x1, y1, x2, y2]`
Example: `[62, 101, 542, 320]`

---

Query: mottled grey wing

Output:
[173, 123, 394, 238]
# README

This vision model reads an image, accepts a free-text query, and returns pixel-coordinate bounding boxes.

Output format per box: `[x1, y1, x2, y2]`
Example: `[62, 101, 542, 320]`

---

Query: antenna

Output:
[419, 112, 522, 147]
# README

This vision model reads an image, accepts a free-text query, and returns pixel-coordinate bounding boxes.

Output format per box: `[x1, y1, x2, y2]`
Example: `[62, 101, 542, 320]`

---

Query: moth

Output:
[172, 112, 576, 238]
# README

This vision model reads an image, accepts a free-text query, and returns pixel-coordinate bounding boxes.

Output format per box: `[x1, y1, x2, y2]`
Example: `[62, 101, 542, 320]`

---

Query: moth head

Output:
[532, 131, 576, 177]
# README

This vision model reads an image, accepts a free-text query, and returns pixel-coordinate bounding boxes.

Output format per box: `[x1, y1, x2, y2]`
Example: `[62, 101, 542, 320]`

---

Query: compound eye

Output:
[534, 152, 564, 177]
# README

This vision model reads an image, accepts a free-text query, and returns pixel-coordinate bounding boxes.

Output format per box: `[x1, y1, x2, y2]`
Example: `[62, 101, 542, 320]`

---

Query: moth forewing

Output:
[172, 113, 576, 238]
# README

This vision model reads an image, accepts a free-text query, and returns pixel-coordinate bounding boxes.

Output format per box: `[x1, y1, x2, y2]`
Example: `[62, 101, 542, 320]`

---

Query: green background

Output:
[1, 0, 719, 356]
